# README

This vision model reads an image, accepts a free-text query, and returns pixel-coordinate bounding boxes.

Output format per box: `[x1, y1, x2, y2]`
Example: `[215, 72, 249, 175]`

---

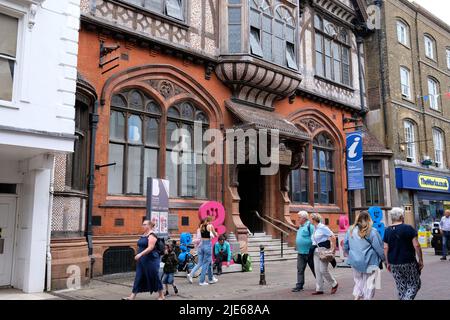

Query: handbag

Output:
[317, 247, 335, 262]
[364, 236, 384, 270]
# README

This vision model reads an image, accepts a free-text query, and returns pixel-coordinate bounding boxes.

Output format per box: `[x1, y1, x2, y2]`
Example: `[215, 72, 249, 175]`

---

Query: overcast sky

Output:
[408, 0, 450, 25]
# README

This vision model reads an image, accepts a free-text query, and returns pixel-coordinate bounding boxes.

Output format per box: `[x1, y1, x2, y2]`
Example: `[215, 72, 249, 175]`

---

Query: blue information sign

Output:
[346, 131, 365, 190]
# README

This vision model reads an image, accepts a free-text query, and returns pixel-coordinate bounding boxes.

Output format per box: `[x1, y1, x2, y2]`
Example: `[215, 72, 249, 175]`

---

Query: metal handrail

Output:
[253, 210, 288, 258]
[263, 215, 298, 233]
[253, 211, 289, 236]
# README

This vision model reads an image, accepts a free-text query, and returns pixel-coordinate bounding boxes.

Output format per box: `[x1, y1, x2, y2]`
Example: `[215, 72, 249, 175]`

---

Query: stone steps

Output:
[247, 233, 297, 262]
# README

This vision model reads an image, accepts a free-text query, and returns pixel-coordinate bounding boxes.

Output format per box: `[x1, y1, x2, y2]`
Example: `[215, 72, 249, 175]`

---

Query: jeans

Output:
[296, 253, 315, 289]
[443, 231, 450, 257]
[162, 273, 174, 285]
[214, 251, 230, 274]
[198, 240, 214, 283]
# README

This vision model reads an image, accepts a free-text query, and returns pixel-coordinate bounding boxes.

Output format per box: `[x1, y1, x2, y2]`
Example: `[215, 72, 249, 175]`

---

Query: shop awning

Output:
[225, 100, 311, 142]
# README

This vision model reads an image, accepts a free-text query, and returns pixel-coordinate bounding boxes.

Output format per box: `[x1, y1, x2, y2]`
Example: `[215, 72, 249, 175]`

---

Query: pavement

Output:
[42, 248, 450, 300]
[0, 288, 60, 300]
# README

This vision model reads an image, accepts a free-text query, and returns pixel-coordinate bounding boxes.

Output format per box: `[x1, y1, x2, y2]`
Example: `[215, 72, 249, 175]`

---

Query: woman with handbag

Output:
[310, 213, 339, 295]
[344, 211, 385, 300]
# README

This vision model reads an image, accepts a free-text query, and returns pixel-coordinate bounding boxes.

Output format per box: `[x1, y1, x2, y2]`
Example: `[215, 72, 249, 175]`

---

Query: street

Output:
[36, 248, 448, 301]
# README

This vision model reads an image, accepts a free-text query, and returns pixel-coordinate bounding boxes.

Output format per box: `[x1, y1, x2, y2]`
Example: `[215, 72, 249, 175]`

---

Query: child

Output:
[161, 244, 179, 296]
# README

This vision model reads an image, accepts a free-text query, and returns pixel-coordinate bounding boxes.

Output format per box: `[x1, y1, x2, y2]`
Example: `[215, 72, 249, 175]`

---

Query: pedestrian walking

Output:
[214, 235, 231, 275]
[344, 211, 385, 300]
[384, 207, 424, 300]
[310, 213, 339, 295]
[187, 217, 218, 286]
[292, 211, 315, 292]
[187, 221, 214, 283]
[439, 209, 450, 261]
[122, 220, 164, 300]
[161, 244, 179, 297]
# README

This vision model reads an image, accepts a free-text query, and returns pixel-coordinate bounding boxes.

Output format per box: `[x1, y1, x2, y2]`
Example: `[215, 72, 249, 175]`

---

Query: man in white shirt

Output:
[440, 210, 450, 261]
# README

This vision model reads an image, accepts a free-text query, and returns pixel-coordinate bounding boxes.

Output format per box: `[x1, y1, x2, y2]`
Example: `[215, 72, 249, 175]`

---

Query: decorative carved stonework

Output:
[147, 79, 187, 99]
[216, 55, 302, 109]
[299, 118, 323, 133]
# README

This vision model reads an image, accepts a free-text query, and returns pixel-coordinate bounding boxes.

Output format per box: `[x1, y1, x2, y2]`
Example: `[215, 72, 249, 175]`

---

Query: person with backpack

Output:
[122, 220, 165, 300]
[344, 211, 384, 300]
[384, 207, 424, 300]
[161, 244, 179, 297]
[292, 211, 316, 292]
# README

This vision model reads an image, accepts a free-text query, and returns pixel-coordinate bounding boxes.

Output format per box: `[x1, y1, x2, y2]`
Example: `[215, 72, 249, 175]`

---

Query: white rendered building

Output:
[0, 0, 79, 293]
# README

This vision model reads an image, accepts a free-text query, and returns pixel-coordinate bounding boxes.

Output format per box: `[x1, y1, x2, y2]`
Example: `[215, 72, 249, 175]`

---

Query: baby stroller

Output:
[176, 232, 198, 273]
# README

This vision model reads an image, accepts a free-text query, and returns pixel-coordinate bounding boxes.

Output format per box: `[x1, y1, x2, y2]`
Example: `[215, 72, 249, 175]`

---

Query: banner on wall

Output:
[146, 178, 170, 237]
[346, 131, 365, 190]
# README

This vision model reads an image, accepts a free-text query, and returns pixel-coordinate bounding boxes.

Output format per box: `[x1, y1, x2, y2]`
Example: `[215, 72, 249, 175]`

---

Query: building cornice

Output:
[397, 0, 450, 34]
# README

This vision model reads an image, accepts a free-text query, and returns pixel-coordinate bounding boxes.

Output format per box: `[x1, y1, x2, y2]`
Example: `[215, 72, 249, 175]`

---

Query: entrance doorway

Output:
[0, 196, 16, 287]
[238, 165, 264, 234]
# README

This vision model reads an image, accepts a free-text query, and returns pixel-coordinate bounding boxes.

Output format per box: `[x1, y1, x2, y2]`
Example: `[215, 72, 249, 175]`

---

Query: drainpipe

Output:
[356, 35, 367, 116]
[86, 99, 99, 278]
[375, 0, 389, 147]
[45, 154, 55, 292]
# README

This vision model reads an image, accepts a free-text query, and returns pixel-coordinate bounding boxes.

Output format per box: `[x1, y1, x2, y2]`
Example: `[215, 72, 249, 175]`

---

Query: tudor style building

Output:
[50, 0, 371, 288]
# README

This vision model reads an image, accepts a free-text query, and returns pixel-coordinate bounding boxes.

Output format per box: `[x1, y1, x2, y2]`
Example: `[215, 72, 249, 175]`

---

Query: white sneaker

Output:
[187, 274, 193, 284]
[208, 277, 218, 284]
[199, 282, 209, 286]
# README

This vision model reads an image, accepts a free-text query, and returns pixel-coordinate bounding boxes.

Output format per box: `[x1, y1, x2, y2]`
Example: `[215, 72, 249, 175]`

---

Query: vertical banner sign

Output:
[346, 131, 365, 190]
[147, 178, 170, 237]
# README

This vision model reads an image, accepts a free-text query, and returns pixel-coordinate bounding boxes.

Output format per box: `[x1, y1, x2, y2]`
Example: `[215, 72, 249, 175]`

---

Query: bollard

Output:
[259, 245, 266, 285]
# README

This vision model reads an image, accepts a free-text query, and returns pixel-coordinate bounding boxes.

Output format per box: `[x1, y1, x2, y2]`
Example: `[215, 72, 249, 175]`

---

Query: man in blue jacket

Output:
[214, 235, 231, 275]
[292, 211, 316, 292]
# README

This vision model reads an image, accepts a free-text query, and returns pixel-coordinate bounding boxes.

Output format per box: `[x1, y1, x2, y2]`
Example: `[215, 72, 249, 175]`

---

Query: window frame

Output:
[404, 120, 417, 163]
[396, 20, 409, 47]
[165, 102, 209, 199]
[108, 90, 162, 196]
[363, 160, 384, 207]
[446, 48, 450, 70]
[0, 10, 21, 106]
[424, 35, 435, 60]
[432, 128, 445, 169]
[400, 66, 411, 99]
[120, 0, 186, 23]
[248, 0, 298, 70]
[314, 14, 352, 87]
[427, 77, 440, 111]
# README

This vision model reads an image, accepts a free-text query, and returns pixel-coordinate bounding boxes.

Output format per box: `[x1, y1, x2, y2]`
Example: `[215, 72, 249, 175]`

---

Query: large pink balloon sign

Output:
[198, 201, 227, 239]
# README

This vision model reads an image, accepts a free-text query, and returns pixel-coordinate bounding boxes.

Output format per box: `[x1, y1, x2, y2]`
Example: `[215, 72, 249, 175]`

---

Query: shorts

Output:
[162, 273, 174, 285]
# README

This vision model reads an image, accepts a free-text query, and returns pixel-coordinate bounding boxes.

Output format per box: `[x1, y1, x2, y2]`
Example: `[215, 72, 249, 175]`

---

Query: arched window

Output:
[290, 132, 335, 205]
[432, 128, 445, 168]
[313, 133, 335, 204]
[424, 35, 435, 60]
[396, 20, 409, 46]
[427, 77, 440, 110]
[314, 14, 351, 86]
[165, 101, 209, 198]
[108, 89, 162, 195]
[249, 0, 297, 69]
[400, 66, 411, 99]
[404, 120, 417, 163]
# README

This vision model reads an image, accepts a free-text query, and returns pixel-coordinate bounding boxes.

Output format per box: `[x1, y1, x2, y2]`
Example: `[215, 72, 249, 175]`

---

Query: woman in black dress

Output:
[123, 220, 164, 300]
